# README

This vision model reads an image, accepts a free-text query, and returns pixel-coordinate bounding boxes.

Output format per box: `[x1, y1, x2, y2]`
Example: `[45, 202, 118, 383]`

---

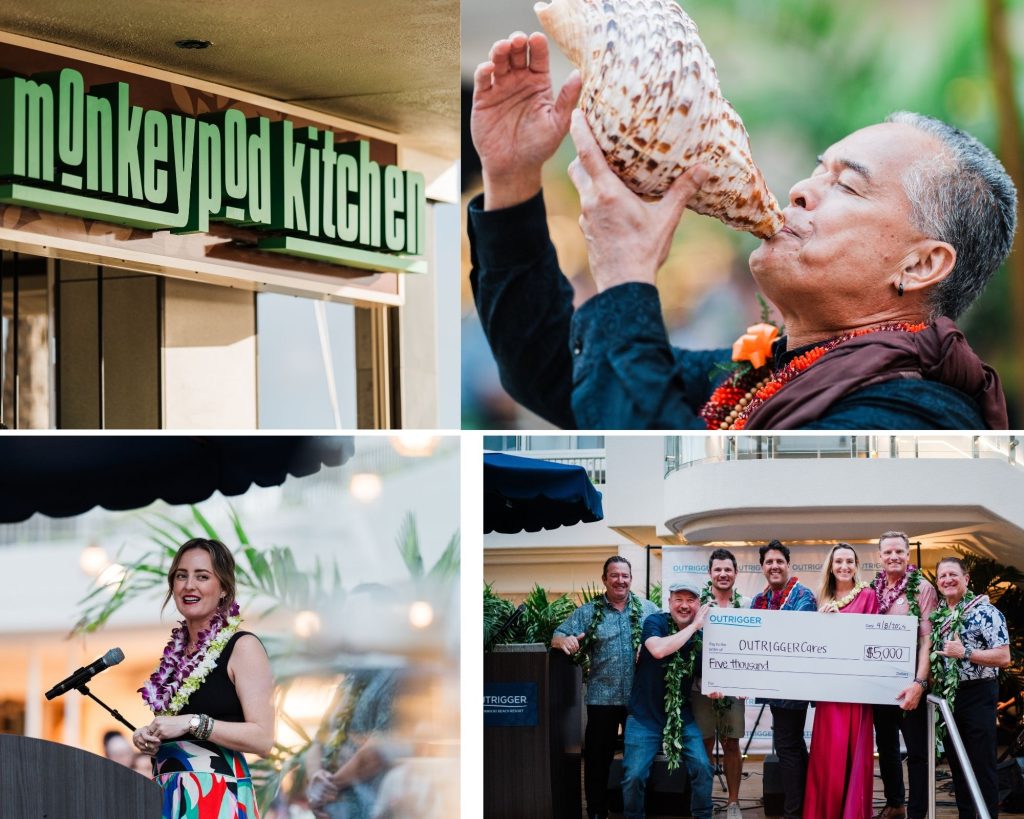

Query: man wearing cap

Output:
[749, 541, 817, 819]
[552, 556, 659, 819]
[621, 580, 713, 819]
[871, 531, 939, 819]
[692, 548, 750, 819]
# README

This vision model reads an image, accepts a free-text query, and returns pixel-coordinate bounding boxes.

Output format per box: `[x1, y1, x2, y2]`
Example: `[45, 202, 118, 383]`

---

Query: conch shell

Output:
[535, 0, 784, 239]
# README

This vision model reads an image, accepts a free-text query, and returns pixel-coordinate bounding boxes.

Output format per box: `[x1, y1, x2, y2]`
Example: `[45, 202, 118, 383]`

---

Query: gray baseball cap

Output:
[668, 580, 701, 597]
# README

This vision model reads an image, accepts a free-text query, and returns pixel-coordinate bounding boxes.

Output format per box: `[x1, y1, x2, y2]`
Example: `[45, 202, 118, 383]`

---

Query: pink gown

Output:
[802, 586, 879, 819]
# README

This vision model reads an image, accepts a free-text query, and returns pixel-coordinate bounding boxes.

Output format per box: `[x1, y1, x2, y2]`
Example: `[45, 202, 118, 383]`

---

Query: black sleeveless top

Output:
[169, 630, 257, 740]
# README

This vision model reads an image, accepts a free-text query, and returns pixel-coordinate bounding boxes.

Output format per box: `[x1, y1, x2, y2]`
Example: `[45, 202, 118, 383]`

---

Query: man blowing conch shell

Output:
[467, 0, 1015, 431]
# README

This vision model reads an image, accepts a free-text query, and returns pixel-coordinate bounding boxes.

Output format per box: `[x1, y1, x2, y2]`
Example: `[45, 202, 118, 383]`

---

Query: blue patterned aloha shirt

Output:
[950, 600, 1009, 682]
[555, 594, 659, 706]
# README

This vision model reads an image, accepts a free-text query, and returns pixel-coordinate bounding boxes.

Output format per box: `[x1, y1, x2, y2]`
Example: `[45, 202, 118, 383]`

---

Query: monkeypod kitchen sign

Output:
[0, 59, 426, 275]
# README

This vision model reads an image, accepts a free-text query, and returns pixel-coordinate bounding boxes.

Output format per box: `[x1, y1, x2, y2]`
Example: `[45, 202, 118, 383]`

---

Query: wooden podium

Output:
[484, 645, 583, 819]
[0, 734, 162, 817]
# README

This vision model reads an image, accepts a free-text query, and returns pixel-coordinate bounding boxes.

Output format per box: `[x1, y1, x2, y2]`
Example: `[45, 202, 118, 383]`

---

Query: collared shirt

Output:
[751, 581, 817, 613]
[877, 574, 939, 640]
[706, 592, 751, 609]
[750, 580, 817, 709]
[629, 612, 700, 731]
[938, 600, 1009, 682]
[555, 593, 659, 706]
[467, 191, 988, 430]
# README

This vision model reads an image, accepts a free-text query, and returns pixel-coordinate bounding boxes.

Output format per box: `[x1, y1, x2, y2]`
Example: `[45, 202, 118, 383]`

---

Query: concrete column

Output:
[25, 645, 42, 738]
[162, 279, 257, 428]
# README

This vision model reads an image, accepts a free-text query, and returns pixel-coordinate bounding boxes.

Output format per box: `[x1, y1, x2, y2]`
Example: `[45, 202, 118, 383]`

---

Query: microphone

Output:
[45, 648, 125, 700]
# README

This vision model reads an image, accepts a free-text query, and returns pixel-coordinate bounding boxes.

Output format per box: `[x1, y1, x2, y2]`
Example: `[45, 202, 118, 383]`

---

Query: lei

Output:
[928, 591, 977, 744]
[699, 580, 741, 714]
[822, 581, 868, 612]
[700, 322, 928, 430]
[139, 602, 242, 715]
[572, 593, 645, 680]
[663, 614, 701, 772]
[752, 576, 799, 610]
[321, 676, 369, 769]
[872, 566, 922, 619]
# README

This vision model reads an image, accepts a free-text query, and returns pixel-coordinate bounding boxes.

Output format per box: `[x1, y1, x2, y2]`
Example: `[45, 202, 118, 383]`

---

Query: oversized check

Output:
[700, 609, 918, 705]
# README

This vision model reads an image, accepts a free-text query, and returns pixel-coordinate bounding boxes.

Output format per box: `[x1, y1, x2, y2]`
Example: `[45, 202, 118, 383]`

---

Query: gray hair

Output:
[885, 111, 1016, 320]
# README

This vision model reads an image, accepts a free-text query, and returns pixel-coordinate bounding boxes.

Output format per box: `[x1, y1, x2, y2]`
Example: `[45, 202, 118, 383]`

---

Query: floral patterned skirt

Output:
[154, 740, 260, 819]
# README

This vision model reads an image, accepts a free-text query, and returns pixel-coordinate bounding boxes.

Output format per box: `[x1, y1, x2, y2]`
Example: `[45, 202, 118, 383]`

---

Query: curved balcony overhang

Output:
[662, 457, 1024, 564]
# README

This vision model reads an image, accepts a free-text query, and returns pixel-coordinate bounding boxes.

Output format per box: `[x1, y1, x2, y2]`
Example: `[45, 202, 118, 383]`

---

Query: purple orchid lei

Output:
[139, 601, 241, 714]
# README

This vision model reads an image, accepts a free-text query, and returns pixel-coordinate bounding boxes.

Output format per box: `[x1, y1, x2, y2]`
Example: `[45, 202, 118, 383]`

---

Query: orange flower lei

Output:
[700, 322, 928, 430]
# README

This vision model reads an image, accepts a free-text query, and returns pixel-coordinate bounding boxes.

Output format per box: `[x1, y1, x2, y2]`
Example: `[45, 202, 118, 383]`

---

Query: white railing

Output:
[664, 435, 1020, 477]
[926, 693, 990, 819]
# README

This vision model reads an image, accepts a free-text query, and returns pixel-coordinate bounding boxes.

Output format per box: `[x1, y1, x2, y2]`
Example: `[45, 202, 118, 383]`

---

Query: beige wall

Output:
[162, 279, 257, 429]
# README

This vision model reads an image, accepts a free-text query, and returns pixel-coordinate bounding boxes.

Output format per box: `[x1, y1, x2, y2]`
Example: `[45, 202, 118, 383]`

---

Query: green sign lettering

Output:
[0, 67, 427, 274]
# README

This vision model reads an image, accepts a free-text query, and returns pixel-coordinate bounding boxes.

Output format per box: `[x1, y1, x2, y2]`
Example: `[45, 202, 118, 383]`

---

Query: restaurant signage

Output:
[0, 67, 426, 271]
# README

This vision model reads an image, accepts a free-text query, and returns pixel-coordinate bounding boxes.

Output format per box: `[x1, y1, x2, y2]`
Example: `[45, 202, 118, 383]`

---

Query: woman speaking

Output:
[933, 556, 1010, 819]
[132, 538, 275, 818]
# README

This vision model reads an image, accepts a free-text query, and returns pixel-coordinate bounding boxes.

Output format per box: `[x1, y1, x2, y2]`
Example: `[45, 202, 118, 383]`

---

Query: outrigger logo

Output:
[0, 67, 426, 272]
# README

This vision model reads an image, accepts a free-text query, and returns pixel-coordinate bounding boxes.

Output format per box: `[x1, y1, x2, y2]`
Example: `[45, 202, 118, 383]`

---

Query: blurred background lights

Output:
[277, 676, 342, 748]
[96, 563, 126, 587]
[349, 472, 382, 503]
[78, 543, 110, 576]
[293, 609, 322, 638]
[390, 433, 439, 457]
[408, 600, 434, 629]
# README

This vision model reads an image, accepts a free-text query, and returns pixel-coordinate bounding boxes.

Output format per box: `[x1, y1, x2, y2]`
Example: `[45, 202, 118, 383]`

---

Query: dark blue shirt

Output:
[468, 191, 987, 430]
[629, 612, 700, 732]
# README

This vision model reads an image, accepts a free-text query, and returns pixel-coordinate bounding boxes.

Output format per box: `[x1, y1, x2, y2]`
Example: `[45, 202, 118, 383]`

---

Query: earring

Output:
[897, 281, 905, 297]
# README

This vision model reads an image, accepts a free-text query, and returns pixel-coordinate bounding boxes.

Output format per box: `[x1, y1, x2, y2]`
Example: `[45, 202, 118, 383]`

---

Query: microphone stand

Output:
[76, 684, 136, 732]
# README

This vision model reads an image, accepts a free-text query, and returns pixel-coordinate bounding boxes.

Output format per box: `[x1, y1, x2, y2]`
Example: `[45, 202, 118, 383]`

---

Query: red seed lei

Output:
[700, 322, 929, 430]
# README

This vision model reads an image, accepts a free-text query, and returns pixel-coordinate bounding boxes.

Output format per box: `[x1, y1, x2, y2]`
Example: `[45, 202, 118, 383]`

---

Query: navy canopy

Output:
[0, 436, 354, 523]
[484, 452, 604, 534]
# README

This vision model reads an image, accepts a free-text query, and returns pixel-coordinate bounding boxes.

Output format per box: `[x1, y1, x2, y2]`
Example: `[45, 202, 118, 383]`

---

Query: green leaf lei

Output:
[663, 614, 701, 772]
[572, 592, 645, 680]
[928, 589, 976, 745]
[906, 569, 922, 620]
[699, 580, 742, 715]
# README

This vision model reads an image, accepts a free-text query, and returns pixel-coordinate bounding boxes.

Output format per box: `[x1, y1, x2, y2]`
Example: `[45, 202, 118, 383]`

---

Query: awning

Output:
[484, 452, 604, 534]
[0, 436, 354, 522]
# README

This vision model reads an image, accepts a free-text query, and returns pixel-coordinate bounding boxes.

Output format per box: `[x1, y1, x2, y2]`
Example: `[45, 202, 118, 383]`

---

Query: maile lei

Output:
[928, 590, 977, 744]
[663, 615, 701, 772]
[140, 601, 242, 715]
[699, 580, 742, 714]
[572, 593, 645, 680]
[321, 676, 369, 769]
[872, 565, 922, 619]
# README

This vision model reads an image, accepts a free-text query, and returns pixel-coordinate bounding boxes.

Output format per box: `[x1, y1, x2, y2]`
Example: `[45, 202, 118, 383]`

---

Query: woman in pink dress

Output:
[802, 543, 879, 819]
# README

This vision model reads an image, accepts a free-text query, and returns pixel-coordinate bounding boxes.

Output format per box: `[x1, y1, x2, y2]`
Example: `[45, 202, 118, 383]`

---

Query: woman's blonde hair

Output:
[817, 543, 861, 609]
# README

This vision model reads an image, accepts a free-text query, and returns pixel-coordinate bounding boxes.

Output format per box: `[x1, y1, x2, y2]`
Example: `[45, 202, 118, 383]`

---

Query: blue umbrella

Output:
[484, 452, 604, 534]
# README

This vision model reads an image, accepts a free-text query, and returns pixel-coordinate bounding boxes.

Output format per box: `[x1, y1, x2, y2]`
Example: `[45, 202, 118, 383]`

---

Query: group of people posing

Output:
[553, 533, 1010, 819]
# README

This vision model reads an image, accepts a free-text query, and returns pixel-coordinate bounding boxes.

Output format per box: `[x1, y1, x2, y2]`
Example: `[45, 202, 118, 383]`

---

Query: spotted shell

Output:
[535, 0, 784, 238]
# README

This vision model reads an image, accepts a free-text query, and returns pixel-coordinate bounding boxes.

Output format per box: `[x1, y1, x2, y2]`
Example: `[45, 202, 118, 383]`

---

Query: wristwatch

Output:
[964, 647, 974, 663]
[913, 678, 929, 691]
[188, 715, 202, 736]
